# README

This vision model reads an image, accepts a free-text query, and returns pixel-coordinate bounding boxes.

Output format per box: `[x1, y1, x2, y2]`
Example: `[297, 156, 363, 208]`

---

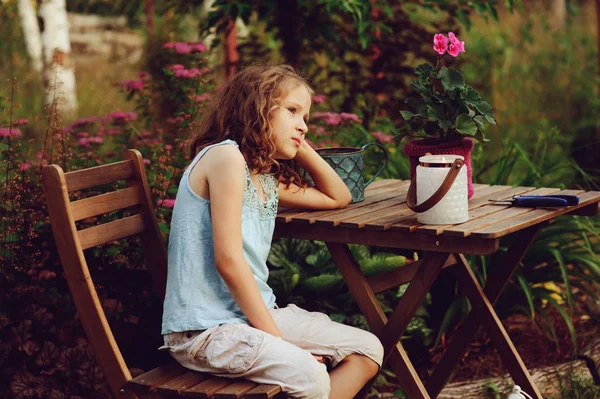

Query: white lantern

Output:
[414, 154, 468, 224]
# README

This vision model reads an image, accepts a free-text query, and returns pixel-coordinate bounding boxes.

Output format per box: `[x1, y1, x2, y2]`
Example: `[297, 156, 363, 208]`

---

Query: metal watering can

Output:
[316, 143, 388, 203]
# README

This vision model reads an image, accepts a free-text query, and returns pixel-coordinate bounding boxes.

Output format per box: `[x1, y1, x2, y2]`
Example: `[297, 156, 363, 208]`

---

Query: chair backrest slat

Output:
[42, 149, 168, 399]
[65, 160, 136, 192]
[78, 213, 146, 250]
[71, 186, 144, 222]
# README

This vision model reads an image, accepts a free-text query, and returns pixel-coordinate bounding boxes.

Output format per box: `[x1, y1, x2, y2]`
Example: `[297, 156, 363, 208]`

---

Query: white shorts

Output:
[161, 304, 384, 399]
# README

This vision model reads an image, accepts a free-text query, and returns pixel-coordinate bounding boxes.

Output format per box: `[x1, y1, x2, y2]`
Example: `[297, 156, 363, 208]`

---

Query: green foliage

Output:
[555, 372, 600, 399]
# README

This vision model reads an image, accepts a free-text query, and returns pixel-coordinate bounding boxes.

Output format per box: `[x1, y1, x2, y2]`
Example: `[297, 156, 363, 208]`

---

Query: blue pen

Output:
[489, 194, 579, 208]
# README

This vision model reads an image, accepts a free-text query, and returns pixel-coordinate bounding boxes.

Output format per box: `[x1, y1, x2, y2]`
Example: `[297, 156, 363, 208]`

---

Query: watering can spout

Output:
[506, 385, 534, 399]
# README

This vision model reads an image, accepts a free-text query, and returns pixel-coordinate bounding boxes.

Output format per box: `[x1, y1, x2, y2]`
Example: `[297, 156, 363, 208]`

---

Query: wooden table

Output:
[274, 179, 600, 399]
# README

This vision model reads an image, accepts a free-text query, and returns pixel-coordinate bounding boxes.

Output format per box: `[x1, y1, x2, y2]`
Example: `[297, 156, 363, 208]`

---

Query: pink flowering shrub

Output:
[400, 32, 495, 144]
[120, 41, 214, 133]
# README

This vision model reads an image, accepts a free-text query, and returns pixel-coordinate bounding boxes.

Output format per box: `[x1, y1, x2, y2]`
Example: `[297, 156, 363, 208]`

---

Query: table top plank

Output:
[416, 185, 536, 235]
[440, 188, 582, 237]
[274, 179, 600, 245]
[387, 186, 540, 234]
[320, 194, 408, 228]
[282, 181, 409, 225]
[419, 187, 562, 236]
[471, 190, 600, 238]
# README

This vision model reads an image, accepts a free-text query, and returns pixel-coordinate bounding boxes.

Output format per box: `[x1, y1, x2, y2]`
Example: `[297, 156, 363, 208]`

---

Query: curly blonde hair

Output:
[187, 64, 313, 187]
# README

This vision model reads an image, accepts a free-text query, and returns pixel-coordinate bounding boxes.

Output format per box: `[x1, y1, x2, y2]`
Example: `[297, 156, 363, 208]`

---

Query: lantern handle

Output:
[406, 158, 465, 213]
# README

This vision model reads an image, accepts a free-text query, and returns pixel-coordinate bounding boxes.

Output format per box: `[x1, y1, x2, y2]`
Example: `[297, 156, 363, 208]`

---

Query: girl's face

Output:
[270, 84, 311, 160]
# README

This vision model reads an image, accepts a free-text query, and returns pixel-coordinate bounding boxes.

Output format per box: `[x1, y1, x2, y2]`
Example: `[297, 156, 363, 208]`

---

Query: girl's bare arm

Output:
[278, 141, 352, 210]
[203, 146, 282, 337]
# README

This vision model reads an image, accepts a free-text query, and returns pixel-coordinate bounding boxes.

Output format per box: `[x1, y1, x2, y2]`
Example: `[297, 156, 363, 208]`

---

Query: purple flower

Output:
[76, 132, 88, 138]
[71, 116, 97, 128]
[13, 119, 28, 126]
[19, 162, 31, 171]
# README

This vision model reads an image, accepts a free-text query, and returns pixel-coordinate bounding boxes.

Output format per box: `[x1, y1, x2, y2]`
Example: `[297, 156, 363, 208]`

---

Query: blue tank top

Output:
[161, 139, 278, 334]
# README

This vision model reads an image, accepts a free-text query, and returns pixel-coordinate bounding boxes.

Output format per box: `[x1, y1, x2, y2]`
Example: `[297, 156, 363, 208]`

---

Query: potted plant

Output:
[399, 32, 496, 198]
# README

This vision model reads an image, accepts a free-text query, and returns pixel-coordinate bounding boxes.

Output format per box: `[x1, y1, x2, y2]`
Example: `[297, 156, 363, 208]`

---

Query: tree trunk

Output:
[549, 0, 566, 30]
[145, 0, 155, 43]
[18, 0, 43, 72]
[38, 0, 78, 117]
[597, 0, 600, 100]
[223, 16, 239, 77]
[276, 0, 301, 67]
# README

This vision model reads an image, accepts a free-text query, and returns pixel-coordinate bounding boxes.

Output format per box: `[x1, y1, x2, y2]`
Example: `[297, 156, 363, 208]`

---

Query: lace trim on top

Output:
[243, 164, 279, 220]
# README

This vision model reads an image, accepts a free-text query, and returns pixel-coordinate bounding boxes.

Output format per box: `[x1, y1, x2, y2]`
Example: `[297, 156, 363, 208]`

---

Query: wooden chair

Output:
[42, 150, 286, 399]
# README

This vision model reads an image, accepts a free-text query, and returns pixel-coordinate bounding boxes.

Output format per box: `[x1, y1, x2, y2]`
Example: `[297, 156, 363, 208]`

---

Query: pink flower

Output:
[143, 159, 150, 165]
[174, 42, 192, 54]
[165, 144, 173, 150]
[312, 94, 326, 104]
[433, 33, 448, 55]
[76, 132, 89, 138]
[78, 138, 90, 147]
[121, 79, 144, 92]
[71, 116, 96, 128]
[137, 71, 149, 79]
[194, 93, 211, 103]
[340, 113, 361, 123]
[157, 199, 176, 208]
[167, 64, 185, 71]
[371, 131, 393, 143]
[13, 119, 28, 126]
[447, 32, 465, 57]
[106, 128, 120, 136]
[0, 128, 21, 138]
[163, 42, 176, 49]
[19, 162, 31, 171]
[190, 42, 207, 53]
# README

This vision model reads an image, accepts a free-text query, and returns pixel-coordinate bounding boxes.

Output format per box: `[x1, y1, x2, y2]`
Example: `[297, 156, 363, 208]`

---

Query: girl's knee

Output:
[363, 331, 384, 369]
[304, 361, 330, 399]
[291, 360, 330, 399]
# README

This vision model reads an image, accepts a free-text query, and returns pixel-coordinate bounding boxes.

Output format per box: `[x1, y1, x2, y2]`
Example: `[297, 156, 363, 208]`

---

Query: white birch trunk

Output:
[17, 0, 43, 73]
[39, 0, 78, 117]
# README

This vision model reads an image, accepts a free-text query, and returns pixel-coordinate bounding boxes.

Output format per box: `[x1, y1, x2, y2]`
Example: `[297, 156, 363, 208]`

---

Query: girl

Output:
[160, 65, 383, 399]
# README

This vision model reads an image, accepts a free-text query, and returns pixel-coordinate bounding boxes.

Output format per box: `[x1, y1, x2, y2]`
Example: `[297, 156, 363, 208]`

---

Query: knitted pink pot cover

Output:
[402, 138, 475, 199]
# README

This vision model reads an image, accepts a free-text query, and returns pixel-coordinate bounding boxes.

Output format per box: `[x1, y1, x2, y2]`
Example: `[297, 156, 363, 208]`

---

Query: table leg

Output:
[453, 254, 543, 398]
[425, 223, 547, 398]
[326, 243, 448, 399]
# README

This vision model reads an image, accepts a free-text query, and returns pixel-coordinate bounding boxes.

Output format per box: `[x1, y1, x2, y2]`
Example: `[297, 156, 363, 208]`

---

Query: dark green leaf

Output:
[400, 110, 414, 120]
[415, 63, 434, 78]
[455, 114, 477, 136]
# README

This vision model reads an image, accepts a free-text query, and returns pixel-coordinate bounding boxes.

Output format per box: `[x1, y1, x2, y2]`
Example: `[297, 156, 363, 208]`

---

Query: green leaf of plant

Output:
[549, 248, 573, 311]
[485, 115, 497, 125]
[455, 114, 477, 136]
[439, 67, 465, 91]
[516, 274, 535, 318]
[415, 63, 434, 78]
[400, 110, 414, 120]
[437, 119, 453, 131]
[461, 86, 481, 105]
[475, 101, 494, 117]
[473, 115, 485, 126]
